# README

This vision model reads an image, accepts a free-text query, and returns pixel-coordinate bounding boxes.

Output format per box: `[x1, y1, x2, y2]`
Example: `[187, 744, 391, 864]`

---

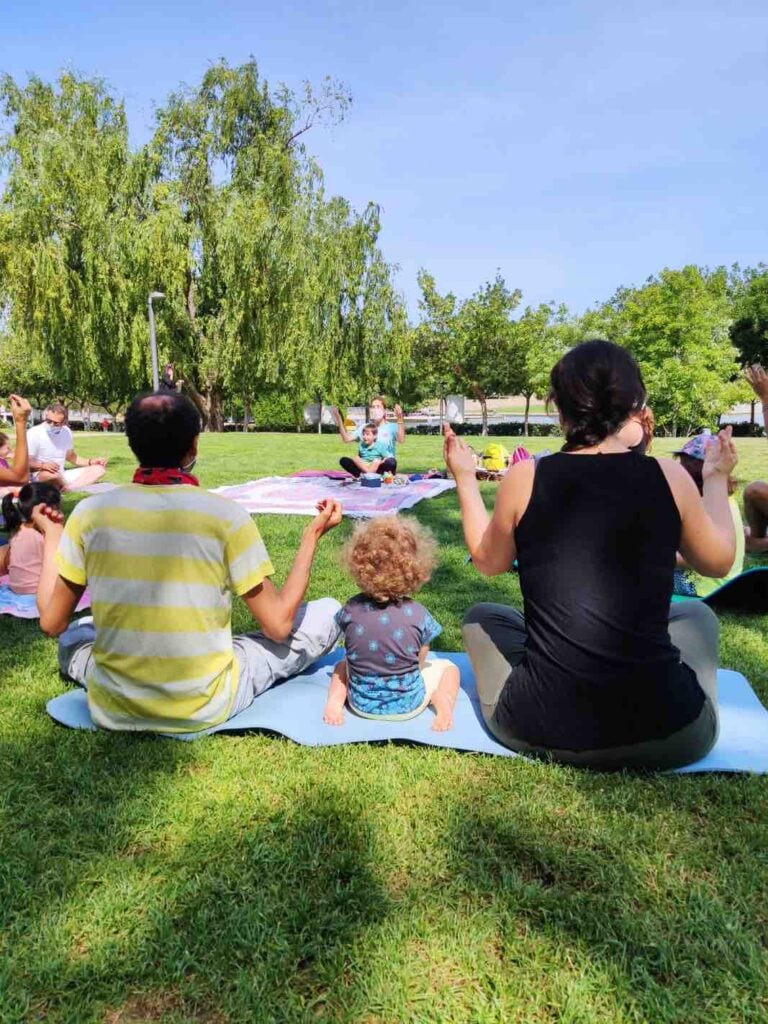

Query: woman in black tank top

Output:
[447, 340, 738, 770]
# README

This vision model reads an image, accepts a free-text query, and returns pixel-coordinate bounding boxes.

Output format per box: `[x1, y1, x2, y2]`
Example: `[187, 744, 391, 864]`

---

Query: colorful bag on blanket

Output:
[481, 443, 509, 472]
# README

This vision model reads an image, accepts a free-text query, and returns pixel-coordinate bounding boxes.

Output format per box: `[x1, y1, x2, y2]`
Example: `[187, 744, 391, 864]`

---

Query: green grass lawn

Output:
[2, 432, 767, 1023]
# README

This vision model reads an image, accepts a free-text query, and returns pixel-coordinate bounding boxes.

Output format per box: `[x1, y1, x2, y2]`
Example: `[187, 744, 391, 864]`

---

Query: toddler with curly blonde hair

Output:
[323, 516, 460, 730]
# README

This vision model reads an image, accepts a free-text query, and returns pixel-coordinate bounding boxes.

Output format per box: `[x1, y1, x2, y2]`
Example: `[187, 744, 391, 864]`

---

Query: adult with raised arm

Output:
[743, 364, 768, 553]
[447, 340, 737, 770]
[333, 396, 404, 476]
[34, 390, 342, 734]
[0, 395, 33, 491]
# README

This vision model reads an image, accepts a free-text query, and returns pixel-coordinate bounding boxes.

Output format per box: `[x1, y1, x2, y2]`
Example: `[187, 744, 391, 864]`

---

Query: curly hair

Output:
[343, 516, 437, 604]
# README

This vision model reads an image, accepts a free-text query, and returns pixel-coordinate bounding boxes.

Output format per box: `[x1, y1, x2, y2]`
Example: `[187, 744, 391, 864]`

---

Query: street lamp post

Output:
[147, 291, 165, 391]
[438, 380, 448, 432]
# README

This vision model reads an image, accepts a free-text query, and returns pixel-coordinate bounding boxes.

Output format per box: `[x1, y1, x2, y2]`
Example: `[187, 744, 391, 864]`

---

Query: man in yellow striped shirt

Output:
[34, 392, 342, 733]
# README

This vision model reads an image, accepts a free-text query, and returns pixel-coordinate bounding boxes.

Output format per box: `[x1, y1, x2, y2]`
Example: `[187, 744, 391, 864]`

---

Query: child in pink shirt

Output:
[0, 482, 62, 594]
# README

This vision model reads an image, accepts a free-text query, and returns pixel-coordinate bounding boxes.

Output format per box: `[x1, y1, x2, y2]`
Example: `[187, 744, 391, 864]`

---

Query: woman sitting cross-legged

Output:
[446, 339, 737, 771]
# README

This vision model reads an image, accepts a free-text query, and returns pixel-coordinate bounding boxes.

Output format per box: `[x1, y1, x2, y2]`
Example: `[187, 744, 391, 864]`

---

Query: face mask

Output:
[46, 425, 63, 435]
[370, 407, 384, 423]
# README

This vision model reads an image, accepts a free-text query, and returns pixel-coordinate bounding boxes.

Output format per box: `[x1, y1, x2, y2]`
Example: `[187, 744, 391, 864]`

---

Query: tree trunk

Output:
[468, 384, 488, 436]
[750, 399, 756, 426]
[523, 393, 531, 437]
[292, 401, 303, 432]
[208, 388, 224, 432]
[317, 395, 323, 436]
[185, 382, 224, 431]
[242, 395, 250, 432]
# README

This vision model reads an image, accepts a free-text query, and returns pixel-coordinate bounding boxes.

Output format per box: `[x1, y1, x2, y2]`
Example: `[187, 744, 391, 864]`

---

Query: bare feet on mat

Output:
[323, 702, 345, 725]
[430, 691, 455, 732]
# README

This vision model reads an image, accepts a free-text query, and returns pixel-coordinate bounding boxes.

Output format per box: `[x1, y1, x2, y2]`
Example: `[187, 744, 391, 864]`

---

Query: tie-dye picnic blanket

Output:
[0, 575, 91, 618]
[212, 475, 456, 518]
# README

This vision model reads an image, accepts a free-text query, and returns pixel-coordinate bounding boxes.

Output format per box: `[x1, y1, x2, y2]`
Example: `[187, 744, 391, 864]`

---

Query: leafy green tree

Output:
[413, 271, 523, 434]
[0, 330, 60, 409]
[0, 63, 406, 430]
[507, 303, 574, 435]
[728, 265, 768, 423]
[454, 275, 521, 434]
[0, 72, 145, 407]
[412, 270, 461, 408]
[585, 266, 742, 434]
[730, 266, 768, 365]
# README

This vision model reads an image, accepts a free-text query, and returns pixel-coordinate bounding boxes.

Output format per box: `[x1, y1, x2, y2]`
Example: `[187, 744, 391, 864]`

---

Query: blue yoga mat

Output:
[46, 651, 768, 774]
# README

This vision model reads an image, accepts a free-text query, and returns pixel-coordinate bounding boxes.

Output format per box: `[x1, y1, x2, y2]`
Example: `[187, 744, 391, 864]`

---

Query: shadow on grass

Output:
[438, 768, 768, 1023]
[1, 744, 392, 1023]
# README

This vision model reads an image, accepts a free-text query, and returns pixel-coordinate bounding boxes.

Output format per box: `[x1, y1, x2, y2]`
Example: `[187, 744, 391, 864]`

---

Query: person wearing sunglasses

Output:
[27, 403, 108, 492]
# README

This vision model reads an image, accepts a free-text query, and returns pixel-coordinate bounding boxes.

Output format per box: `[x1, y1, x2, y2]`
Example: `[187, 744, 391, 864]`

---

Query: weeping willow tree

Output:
[0, 61, 409, 427]
[0, 72, 146, 409]
[144, 60, 408, 429]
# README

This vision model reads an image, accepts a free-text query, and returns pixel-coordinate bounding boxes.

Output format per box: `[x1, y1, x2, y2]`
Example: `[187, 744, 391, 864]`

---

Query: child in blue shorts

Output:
[323, 516, 460, 730]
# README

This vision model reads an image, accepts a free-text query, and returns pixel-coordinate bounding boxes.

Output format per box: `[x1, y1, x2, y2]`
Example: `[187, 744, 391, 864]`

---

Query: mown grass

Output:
[1, 432, 767, 1023]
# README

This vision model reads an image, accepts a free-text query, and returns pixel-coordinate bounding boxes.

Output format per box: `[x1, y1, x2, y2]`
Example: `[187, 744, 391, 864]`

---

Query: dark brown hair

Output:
[549, 340, 646, 449]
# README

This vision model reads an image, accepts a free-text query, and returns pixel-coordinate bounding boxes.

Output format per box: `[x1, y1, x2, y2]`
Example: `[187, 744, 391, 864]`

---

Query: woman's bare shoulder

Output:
[495, 458, 536, 523]
[651, 456, 697, 506]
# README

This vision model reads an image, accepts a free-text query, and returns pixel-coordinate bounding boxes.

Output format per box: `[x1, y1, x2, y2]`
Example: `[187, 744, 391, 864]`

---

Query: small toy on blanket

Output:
[45, 651, 768, 774]
[0, 575, 91, 618]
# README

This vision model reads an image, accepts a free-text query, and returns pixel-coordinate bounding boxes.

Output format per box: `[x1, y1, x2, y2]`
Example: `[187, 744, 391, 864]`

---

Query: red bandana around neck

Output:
[133, 467, 199, 487]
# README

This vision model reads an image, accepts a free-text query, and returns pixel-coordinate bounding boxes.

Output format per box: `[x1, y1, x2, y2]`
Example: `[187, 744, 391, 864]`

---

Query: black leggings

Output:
[340, 456, 397, 477]
[461, 601, 719, 770]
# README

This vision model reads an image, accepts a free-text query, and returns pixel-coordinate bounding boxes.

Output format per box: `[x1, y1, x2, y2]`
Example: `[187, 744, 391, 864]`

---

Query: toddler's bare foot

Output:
[430, 695, 455, 732]
[323, 704, 345, 726]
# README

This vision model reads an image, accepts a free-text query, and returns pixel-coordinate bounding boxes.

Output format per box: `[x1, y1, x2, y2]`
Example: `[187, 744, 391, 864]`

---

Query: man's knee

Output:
[462, 602, 512, 630]
[57, 618, 96, 682]
[670, 598, 719, 639]
[297, 597, 342, 650]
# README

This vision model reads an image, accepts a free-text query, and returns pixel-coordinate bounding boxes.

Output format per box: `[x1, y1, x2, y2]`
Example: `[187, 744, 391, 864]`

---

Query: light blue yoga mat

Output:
[46, 651, 768, 774]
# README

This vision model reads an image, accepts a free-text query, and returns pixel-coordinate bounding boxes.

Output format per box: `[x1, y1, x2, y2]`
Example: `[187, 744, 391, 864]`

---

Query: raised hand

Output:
[702, 426, 738, 482]
[30, 503, 65, 535]
[393, 403, 404, 421]
[8, 395, 31, 422]
[745, 365, 768, 403]
[311, 498, 343, 537]
[443, 428, 477, 480]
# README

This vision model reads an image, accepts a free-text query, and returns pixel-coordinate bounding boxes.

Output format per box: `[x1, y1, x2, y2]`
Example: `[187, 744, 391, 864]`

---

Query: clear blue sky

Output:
[3, 0, 768, 316]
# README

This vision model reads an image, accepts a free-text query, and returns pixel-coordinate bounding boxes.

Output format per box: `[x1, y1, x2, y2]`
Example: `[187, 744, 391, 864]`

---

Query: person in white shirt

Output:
[28, 403, 108, 491]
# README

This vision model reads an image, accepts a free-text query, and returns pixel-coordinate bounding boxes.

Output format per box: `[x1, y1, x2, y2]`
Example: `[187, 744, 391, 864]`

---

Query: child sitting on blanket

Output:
[342, 419, 393, 475]
[672, 434, 744, 598]
[350, 422, 391, 475]
[0, 482, 62, 594]
[323, 516, 460, 730]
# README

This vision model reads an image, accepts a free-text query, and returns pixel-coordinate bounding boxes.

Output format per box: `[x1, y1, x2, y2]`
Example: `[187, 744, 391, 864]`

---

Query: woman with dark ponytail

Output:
[0, 483, 62, 594]
[445, 339, 738, 770]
